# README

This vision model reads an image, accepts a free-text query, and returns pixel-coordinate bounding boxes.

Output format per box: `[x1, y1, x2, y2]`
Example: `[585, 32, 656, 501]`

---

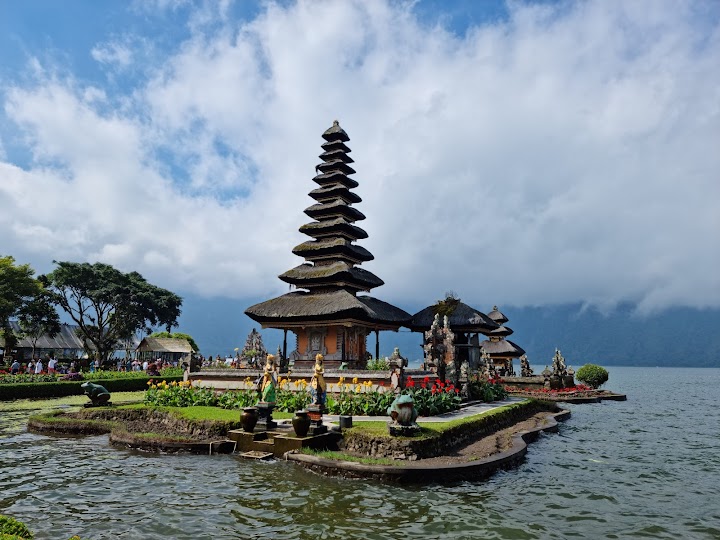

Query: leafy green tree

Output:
[17, 291, 62, 359]
[150, 330, 199, 352]
[576, 364, 609, 388]
[44, 261, 183, 364]
[0, 255, 42, 359]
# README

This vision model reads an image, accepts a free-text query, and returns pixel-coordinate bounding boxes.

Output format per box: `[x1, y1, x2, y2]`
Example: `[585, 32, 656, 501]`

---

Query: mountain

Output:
[176, 295, 720, 368]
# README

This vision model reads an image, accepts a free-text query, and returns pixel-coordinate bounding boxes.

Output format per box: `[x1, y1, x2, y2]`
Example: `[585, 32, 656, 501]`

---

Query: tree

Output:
[17, 291, 62, 360]
[0, 256, 42, 358]
[44, 261, 183, 364]
[149, 331, 199, 352]
[576, 364, 609, 389]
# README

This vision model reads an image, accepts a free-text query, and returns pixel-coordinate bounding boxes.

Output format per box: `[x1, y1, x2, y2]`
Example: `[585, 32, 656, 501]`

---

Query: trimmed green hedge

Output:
[0, 376, 183, 401]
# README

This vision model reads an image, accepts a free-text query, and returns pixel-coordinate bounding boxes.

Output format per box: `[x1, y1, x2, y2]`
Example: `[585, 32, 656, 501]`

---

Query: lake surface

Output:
[1, 367, 719, 539]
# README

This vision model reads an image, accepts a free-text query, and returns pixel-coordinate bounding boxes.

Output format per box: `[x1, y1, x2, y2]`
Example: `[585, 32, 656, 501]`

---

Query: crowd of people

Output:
[4, 354, 180, 376]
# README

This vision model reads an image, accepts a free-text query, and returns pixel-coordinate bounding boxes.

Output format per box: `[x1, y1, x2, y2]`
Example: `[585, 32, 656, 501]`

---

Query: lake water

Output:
[1, 367, 719, 539]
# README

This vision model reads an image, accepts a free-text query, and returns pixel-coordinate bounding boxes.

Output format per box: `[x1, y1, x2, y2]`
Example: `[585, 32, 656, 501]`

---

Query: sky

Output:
[1, 0, 719, 330]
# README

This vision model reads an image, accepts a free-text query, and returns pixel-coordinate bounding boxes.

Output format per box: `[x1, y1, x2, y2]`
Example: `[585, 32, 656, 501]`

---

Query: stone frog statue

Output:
[80, 382, 111, 406]
[386, 394, 420, 436]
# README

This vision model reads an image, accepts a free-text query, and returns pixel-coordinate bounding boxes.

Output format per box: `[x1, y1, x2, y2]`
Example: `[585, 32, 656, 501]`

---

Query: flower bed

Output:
[503, 384, 598, 399]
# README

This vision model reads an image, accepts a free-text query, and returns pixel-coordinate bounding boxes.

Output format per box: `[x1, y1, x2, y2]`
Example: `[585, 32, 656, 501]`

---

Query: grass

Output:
[299, 448, 403, 466]
[349, 403, 526, 439]
[0, 391, 146, 413]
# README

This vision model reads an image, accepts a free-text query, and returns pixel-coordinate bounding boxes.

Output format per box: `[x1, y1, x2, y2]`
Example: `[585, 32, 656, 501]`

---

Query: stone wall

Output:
[340, 400, 559, 461]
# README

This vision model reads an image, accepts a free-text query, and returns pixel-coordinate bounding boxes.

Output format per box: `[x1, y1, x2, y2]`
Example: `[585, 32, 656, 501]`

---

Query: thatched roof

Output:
[322, 120, 349, 142]
[480, 338, 525, 358]
[312, 171, 358, 189]
[319, 149, 354, 163]
[407, 302, 499, 333]
[0, 322, 87, 350]
[136, 337, 192, 354]
[279, 262, 383, 290]
[316, 159, 356, 175]
[489, 325, 513, 337]
[487, 306, 509, 324]
[299, 218, 368, 240]
[321, 139, 350, 153]
[304, 200, 365, 222]
[309, 185, 362, 204]
[292, 238, 374, 262]
[245, 290, 410, 327]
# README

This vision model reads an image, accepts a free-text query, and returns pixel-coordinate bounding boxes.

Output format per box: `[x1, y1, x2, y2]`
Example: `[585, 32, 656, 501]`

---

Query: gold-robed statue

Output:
[260, 354, 277, 403]
[310, 353, 326, 407]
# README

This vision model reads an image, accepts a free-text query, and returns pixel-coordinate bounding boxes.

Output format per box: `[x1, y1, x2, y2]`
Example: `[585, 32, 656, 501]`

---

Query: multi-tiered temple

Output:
[245, 121, 410, 369]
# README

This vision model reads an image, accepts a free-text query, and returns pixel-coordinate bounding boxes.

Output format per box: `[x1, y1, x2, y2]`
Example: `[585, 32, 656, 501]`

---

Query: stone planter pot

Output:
[241, 407, 258, 433]
[292, 410, 311, 438]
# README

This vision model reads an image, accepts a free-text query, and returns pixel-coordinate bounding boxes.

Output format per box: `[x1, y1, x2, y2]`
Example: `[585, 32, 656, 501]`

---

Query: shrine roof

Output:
[489, 325, 514, 337]
[244, 290, 410, 327]
[479, 338, 526, 357]
[299, 218, 368, 240]
[407, 302, 499, 333]
[487, 306, 509, 324]
[279, 262, 384, 289]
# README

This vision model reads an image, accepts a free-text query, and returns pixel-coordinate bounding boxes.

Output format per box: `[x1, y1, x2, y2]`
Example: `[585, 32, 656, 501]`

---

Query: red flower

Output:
[406, 378, 415, 388]
[421, 383, 427, 389]
[438, 381, 445, 388]
[423, 376, 430, 384]
[431, 387, 438, 395]
[378, 381, 384, 387]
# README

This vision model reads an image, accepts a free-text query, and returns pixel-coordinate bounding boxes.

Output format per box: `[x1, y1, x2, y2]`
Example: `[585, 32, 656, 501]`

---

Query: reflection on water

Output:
[1, 367, 720, 539]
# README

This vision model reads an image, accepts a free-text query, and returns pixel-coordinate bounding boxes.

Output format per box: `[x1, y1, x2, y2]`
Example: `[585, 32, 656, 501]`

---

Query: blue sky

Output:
[0, 0, 718, 335]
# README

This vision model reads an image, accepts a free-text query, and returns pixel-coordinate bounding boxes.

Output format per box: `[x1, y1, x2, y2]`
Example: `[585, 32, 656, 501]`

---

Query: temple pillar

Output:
[375, 329, 379, 360]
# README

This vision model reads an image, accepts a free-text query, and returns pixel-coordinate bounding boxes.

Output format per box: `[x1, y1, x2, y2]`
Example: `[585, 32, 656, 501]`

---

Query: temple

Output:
[245, 121, 410, 369]
[479, 306, 526, 375]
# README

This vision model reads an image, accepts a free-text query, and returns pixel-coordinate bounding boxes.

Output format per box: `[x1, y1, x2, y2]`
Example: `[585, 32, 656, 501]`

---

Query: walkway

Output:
[317, 397, 526, 424]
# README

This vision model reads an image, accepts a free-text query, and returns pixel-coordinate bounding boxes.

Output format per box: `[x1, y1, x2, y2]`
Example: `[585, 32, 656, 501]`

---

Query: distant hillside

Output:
[176, 296, 720, 368]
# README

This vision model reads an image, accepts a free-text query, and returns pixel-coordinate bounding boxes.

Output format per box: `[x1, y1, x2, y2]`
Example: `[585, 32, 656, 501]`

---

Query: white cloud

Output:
[91, 42, 133, 67]
[0, 0, 718, 314]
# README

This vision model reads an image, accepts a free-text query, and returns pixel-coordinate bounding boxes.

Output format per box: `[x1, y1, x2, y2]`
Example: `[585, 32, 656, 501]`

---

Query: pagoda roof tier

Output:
[480, 338, 526, 358]
[322, 121, 350, 142]
[309, 185, 362, 204]
[316, 159, 356, 175]
[279, 262, 384, 291]
[299, 218, 368, 240]
[304, 200, 365, 222]
[488, 325, 513, 337]
[408, 302, 499, 333]
[245, 289, 410, 328]
[488, 306, 509, 324]
[292, 238, 374, 263]
[312, 171, 359, 189]
[319, 149, 354, 163]
[321, 140, 350, 153]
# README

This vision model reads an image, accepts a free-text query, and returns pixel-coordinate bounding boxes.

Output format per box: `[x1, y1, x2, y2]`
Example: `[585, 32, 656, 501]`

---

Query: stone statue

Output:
[387, 394, 420, 436]
[551, 349, 567, 377]
[520, 354, 534, 377]
[310, 354, 326, 407]
[80, 382, 111, 406]
[389, 347, 408, 391]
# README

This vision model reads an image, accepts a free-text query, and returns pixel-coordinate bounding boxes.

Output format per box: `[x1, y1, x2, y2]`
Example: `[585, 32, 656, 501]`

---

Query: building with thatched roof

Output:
[245, 121, 410, 368]
[408, 297, 498, 371]
[480, 307, 526, 375]
[136, 337, 192, 365]
[0, 322, 88, 360]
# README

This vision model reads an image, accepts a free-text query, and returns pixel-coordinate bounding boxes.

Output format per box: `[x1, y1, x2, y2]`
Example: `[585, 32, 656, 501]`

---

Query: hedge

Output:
[0, 376, 184, 401]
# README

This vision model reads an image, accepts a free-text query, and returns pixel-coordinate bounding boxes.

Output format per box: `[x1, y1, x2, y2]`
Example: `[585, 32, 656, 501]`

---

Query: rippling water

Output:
[1, 367, 719, 539]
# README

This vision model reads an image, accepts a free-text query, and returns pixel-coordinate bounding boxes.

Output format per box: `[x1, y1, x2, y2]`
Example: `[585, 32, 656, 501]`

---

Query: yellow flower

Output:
[170, 381, 177, 386]
[338, 376, 345, 385]
[344, 384, 351, 391]
[146, 380, 152, 385]
[352, 377, 358, 384]
[355, 384, 362, 393]
[364, 380, 372, 387]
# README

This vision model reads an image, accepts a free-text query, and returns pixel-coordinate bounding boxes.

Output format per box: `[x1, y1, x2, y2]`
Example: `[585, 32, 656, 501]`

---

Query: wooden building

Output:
[136, 337, 192, 365]
[245, 121, 410, 369]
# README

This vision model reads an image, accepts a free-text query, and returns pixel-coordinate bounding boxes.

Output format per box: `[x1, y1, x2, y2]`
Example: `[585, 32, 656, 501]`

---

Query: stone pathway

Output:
[321, 397, 525, 424]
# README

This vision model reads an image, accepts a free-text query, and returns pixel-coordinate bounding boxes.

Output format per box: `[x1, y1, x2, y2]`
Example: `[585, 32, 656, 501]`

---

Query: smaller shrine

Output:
[239, 328, 268, 368]
[479, 306, 526, 376]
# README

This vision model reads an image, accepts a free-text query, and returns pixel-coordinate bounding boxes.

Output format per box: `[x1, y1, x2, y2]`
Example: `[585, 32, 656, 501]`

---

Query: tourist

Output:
[48, 356, 57, 374]
[69, 360, 77, 373]
[142, 359, 149, 371]
[10, 359, 20, 374]
[35, 358, 44, 374]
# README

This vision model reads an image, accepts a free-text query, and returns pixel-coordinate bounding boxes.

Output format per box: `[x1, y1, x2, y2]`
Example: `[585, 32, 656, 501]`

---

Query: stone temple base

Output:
[387, 423, 421, 437]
